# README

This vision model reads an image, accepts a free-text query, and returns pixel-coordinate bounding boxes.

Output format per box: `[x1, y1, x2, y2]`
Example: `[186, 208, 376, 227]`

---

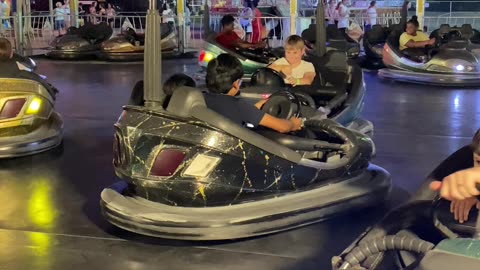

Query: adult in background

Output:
[240, 0, 253, 42]
[364, 1, 377, 32]
[0, 0, 9, 31]
[250, 0, 263, 44]
[326, 0, 337, 26]
[336, 0, 350, 34]
[106, 3, 116, 28]
[54, 2, 66, 35]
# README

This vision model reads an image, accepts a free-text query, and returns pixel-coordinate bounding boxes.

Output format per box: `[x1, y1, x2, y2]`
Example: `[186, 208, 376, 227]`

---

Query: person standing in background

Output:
[326, 0, 337, 25]
[365, 0, 377, 31]
[106, 3, 116, 28]
[240, 0, 253, 42]
[54, 2, 66, 35]
[336, 0, 350, 34]
[63, 0, 71, 29]
[0, 0, 9, 32]
[250, 0, 263, 44]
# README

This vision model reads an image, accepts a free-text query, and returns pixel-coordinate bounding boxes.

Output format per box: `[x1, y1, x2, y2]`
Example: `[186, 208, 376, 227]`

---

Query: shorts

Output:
[55, 20, 65, 30]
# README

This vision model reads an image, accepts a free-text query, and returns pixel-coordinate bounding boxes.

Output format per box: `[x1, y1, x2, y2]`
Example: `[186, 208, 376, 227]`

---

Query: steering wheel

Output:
[261, 91, 301, 119]
[250, 67, 286, 88]
[446, 29, 463, 42]
[293, 90, 316, 109]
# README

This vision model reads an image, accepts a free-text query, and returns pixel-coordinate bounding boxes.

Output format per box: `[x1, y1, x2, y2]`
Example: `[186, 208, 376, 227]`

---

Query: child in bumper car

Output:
[205, 53, 302, 133]
[268, 35, 316, 87]
[216, 15, 265, 51]
[0, 38, 58, 98]
[399, 16, 436, 61]
[425, 129, 480, 223]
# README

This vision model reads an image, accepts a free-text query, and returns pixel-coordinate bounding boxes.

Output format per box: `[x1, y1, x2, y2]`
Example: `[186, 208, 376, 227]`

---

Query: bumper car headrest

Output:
[366, 25, 387, 44]
[166, 86, 206, 118]
[250, 68, 286, 88]
[439, 24, 451, 36]
[301, 24, 316, 43]
[461, 24, 474, 39]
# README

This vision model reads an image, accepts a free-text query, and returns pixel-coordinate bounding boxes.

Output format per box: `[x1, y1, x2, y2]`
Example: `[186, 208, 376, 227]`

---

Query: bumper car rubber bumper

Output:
[345, 117, 374, 138]
[378, 68, 480, 87]
[46, 49, 98, 59]
[97, 50, 177, 61]
[100, 164, 391, 240]
[0, 112, 63, 158]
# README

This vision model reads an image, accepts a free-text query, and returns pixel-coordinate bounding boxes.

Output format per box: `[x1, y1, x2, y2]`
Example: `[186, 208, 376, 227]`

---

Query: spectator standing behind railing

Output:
[63, 0, 71, 29]
[106, 3, 116, 28]
[162, 3, 175, 25]
[185, 2, 192, 44]
[98, 3, 106, 23]
[336, 0, 350, 34]
[88, 2, 97, 24]
[54, 2, 66, 35]
[240, 0, 253, 42]
[326, 0, 337, 25]
[0, 0, 9, 31]
[251, 0, 263, 44]
[365, 1, 377, 31]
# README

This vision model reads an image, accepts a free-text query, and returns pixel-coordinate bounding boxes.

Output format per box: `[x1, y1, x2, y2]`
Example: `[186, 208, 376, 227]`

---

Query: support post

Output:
[49, 0, 54, 31]
[23, 0, 33, 55]
[14, 0, 24, 56]
[177, 0, 185, 53]
[289, 0, 297, 35]
[416, 0, 425, 31]
[315, 2, 326, 57]
[143, 0, 164, 108]
[71, 0, 79, 27]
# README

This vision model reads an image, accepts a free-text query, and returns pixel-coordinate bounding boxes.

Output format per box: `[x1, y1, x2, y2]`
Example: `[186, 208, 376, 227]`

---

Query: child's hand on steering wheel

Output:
[287, 77, 301, 86]
[289, 117, 303, 131]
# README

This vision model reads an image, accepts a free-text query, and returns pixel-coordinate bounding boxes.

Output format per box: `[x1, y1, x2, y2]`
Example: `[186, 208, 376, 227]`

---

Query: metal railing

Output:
[8, 9, 480, 56]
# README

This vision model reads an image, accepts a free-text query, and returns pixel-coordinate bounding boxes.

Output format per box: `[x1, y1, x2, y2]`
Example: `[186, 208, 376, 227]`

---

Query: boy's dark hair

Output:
[221, 15, 235, 27]
[163, 73, 196, 96]
[206, 53, 243, 94]
[0, 38, 12, 61]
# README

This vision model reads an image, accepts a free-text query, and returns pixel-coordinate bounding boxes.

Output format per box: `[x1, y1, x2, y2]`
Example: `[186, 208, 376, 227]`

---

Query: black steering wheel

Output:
[446, 29, 464, 41]
[261, 91, 301, 119]
[293, 90, 316, 109]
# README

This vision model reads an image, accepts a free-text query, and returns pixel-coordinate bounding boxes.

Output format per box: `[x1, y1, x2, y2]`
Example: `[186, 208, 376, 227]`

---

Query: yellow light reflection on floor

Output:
[28, 179, 57, 229]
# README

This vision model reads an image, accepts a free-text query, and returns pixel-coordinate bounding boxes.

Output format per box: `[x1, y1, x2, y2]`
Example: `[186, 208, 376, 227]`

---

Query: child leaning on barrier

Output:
[268, 35, 316, 86]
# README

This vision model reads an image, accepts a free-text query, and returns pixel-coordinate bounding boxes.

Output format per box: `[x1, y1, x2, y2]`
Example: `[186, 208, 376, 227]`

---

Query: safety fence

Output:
[3, 11, 480, 56]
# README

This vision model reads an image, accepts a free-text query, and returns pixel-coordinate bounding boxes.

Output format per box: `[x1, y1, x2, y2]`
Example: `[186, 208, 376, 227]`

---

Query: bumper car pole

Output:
[176, 0, 185, 54]
[14, 0, 24, 56]
[416, 0, 425, 31]
[315, 3, 326, 57]
[143, 0, 165, 108]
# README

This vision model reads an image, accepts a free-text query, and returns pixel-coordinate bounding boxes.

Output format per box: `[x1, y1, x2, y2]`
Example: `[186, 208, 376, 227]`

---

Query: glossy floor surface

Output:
[1, 59, 479, 270]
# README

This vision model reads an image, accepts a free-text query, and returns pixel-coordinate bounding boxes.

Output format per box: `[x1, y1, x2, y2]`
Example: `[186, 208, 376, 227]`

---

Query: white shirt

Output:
[273, 58, 315, 83]
[366, 6, 377, 25]
[162, 9, 175, 23]
[337, 4, 350, 29]
[54, 7, 66, 21]
[0, 1, 9, 19]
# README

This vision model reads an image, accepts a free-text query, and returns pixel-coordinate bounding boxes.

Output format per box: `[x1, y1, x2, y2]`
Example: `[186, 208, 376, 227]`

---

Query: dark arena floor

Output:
[1, 58, 479, 270]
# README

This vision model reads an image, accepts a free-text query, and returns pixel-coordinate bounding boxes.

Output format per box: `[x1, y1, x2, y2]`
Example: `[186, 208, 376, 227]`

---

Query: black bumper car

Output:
[97, 24, 178, 61]
[332, 184, 480, 270]
[361, 24, 391, 69]
[46, 22, 113, 60]
[0, 78, 63, 158]
[12, 53, 37, 72]
[302, 24, 361, 59]
[100, 86, 391, 240]
[379, 24, 480, 86]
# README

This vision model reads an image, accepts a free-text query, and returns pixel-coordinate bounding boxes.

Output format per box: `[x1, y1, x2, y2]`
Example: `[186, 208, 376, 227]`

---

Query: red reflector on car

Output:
[199, 50, 205, 62]
[150, 149, 186, 177]
[0, 98, 26, 119]
[261, 94, 271, 99]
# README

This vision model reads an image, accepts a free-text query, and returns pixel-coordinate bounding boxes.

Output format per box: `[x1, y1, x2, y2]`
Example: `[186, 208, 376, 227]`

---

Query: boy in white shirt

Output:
[269, 35, 316, 86]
